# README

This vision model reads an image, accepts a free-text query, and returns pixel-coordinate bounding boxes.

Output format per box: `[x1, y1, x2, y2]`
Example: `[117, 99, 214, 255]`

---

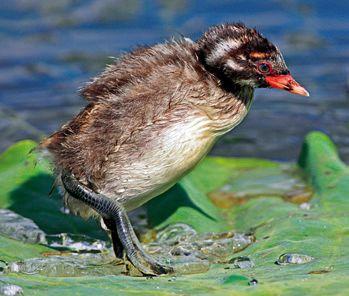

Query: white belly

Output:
[102, 116, 215, 211]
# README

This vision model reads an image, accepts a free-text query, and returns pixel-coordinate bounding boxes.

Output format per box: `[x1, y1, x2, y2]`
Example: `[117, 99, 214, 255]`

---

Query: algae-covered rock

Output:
[0, 132, 348, 295]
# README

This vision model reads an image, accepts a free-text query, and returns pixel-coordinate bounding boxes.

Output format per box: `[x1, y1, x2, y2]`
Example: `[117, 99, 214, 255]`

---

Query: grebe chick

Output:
[41, 23, 308, 275]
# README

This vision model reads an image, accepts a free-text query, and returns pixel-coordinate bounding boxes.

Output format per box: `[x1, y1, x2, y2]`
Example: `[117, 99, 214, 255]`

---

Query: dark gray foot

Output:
[103, 217, 124, 259]
[61, 170, 173, 276]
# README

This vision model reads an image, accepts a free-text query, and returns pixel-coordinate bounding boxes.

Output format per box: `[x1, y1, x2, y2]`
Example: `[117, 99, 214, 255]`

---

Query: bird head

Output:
[197, 23, 309, 96]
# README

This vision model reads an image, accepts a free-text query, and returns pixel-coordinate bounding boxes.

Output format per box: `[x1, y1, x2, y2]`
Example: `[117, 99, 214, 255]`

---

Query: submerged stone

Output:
[275, 253, 314, 265]
[0, 209, 47, 244]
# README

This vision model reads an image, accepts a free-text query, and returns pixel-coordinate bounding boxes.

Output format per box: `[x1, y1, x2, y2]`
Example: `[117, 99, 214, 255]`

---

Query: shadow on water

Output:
[7, 173, 107, 240]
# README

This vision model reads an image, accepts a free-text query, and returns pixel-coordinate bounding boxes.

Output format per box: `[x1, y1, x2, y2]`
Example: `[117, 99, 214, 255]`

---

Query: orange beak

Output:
[265, 74, 309, 97]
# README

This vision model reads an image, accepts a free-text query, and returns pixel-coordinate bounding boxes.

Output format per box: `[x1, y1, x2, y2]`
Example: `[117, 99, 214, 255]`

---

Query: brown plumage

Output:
[41, 23, 308, 218]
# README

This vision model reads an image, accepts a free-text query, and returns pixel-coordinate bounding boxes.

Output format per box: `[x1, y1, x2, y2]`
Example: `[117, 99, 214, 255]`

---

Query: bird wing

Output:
[41, 40, 204, 184]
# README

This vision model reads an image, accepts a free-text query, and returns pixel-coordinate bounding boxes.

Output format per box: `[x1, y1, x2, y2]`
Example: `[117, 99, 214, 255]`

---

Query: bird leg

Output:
[61, 170, 173, 276]
[102, 217, 124, 259]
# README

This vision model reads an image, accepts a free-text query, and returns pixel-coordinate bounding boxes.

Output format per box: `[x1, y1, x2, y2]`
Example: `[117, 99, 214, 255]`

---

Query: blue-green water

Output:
[0, 0, 348, 161]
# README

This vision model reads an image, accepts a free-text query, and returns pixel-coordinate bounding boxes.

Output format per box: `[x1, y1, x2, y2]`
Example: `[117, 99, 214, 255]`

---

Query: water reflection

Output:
[0, 0, 348, 161]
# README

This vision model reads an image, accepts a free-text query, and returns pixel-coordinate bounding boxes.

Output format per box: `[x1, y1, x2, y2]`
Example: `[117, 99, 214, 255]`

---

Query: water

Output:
[0, 0, 348, 161]
[4, 223, 254, 276]
[7, 252, 124, 277]
[145, 224, 255, 265]
[46, 233, 108, 252]
[229, 256, 254, 269]
[275, 253, 314, 265]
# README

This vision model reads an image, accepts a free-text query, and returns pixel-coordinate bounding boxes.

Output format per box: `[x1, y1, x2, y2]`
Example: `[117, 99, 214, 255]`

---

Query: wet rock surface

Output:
[0, 132, 348, 293]
[0, 209, 47, 244]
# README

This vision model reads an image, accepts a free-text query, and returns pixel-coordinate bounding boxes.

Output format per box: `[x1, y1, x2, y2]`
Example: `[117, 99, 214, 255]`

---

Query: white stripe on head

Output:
[226, 59, 244, 71]
[206, 38, 241, 64]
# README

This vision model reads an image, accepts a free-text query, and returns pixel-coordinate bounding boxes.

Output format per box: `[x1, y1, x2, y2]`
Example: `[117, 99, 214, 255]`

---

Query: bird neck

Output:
[207, 84, 254, 136]
[194, 49, 254, 135]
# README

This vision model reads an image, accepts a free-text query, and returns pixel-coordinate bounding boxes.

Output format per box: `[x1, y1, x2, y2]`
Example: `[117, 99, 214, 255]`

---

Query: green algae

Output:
[0, 132, 348, 295]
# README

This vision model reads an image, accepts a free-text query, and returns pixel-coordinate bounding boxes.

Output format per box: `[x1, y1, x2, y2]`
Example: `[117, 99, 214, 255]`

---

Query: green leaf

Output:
[0, 132, 348, 295]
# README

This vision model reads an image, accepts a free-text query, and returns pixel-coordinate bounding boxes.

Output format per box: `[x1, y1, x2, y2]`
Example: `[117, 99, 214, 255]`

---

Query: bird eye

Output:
[257, 62, 272, 74]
